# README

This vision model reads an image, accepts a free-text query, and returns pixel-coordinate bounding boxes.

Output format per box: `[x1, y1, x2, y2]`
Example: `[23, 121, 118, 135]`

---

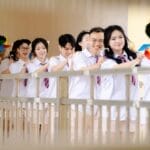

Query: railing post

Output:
[125, 74, 131, 140]
[58, 76, 69, 140]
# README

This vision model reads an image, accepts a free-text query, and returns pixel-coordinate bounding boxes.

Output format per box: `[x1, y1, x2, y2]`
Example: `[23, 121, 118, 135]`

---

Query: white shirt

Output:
[9, 59, 29, 97]
[100, 57, 139, 120]
[139, 57, 150, 124]
[47, 55, 70, 98]
[69, 49, 98, 99]
[0, 58, 13, 97]
[26, 58, 49, 98]
[141, 57, 150, 101]
[100, 54, 139, 100]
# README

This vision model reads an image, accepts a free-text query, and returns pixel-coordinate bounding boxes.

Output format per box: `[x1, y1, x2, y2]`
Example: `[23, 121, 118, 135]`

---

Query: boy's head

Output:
[58, 34, 75, 58]
[145, 22, 150, 38]
[88, 27, 104, 55]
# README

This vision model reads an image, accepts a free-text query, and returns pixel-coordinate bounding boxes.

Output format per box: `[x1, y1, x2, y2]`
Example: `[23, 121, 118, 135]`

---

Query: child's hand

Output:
[136, 52, 144, 64]
[98, 56, 105, 65]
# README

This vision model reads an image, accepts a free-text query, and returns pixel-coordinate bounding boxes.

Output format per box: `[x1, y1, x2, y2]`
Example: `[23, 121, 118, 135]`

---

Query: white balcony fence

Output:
[0, 67, 150, 149]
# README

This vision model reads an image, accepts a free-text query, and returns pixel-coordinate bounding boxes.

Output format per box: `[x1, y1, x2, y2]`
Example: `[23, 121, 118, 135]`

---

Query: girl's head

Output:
[104, 25, 128, 55]
[31, 38, 48, 61]
[104, 25, 137, 63]
[75, 31, 89, 51]
[58, 34, 75, 58]
[17, 39, 31, 60]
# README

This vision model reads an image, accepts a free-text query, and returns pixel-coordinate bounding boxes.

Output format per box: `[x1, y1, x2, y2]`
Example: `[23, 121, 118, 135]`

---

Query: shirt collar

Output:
[114, 51, 127, 58]
[33, 57, 49, 66]
[59, 54, 67, 61]
[18, 59, 26, 66]
[82, 49, 93, 58]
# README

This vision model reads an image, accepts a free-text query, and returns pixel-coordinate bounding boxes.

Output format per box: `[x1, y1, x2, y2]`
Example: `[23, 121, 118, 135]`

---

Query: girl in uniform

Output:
[140, 22, 150, 128]
[0, 39, 20, 97]
[9, 39, 31, 97]
[27, 38, 49, 98]
[0, 35, 13, 97]
[75, 30, 89, 52]
[100, 25, 143, 134]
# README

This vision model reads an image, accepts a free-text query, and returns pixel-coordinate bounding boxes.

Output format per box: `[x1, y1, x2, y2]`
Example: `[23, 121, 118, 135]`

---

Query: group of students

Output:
[0, 23, 150, 121]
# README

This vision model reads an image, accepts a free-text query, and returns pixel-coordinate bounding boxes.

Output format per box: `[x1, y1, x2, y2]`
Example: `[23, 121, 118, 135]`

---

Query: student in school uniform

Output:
[0, 35, 13, 97]
[69, 27, 104, 136]
[99, 25, 143, 133]
[0, 39, 20, 97]
[26, 38, 49, 98]
[0, 35, 11, 75]
[9, 39, 31, 97]
[69, 27, 104, 100]
[140, 22, 150, 126]
[75, 30, 89, 52]
[142, 22, 150, 101]
[25, 38, 50, 127]
[140, 56, 150, 125]
[48, 34, 75, 98]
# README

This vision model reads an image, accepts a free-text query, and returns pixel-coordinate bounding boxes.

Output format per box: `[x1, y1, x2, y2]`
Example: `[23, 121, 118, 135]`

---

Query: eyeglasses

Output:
[91, 38, 103, 43]
[20, 46, 30, 50]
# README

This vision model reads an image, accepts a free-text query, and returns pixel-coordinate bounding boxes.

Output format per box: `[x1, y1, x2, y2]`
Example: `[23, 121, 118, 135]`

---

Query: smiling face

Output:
[17, 43, 30, 60]
[34, 42, 48, 61]
[109, 30, 125, 55]
[88, 31, 104, 55]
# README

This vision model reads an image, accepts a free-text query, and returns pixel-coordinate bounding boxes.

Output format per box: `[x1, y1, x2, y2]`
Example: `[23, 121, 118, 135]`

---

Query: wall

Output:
[0, 0, 149, 56]
[128, 0, 150, 50]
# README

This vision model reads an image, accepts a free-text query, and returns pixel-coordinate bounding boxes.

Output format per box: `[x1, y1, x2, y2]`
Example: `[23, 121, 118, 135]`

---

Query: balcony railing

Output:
[0, 67, 150, 148]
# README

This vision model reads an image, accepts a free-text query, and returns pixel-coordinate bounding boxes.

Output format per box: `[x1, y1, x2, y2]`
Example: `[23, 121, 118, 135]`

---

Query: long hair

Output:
[104, 25, 137, 64]
[75, 30, 89, 51]
[31, 38, 48, 57]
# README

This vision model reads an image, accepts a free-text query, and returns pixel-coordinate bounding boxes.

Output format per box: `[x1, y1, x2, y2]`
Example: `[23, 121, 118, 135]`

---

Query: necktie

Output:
[40, 63, 49, 88]
[44, 68, 49, 88]
[24, 67, 28, 87]
[117, 55, 136, 85]
[95, 55, 101, 85]
[117, 55, 127, 63]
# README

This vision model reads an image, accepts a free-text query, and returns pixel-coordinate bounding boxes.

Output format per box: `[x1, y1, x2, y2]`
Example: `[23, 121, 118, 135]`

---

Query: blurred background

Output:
[0, 0, 150, 56]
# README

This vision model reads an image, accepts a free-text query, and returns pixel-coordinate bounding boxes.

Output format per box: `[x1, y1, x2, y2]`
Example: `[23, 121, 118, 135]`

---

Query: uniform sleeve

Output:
[141, 57, 150, 67]
[9, 63, 17, 73]
[48, 57, 59, 71]
[49, 57, 59, 66]
[101, 59, 117, 69]
[72, 53, 88, 70]
[100, 59, 115, 99]
[27, 63, 37, 73]
[0, 59, 9, 73]
[100, 74, 114, 99]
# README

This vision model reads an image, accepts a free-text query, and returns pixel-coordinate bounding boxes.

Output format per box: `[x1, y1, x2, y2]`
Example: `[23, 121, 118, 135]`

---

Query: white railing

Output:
[0, 67, 150, 147]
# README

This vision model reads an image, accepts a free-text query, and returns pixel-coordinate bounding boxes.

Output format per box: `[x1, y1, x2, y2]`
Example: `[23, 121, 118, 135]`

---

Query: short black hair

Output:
[89, 27, 104, 34]
[145, 22, 150, 38]
[58, 34, 75, 48]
